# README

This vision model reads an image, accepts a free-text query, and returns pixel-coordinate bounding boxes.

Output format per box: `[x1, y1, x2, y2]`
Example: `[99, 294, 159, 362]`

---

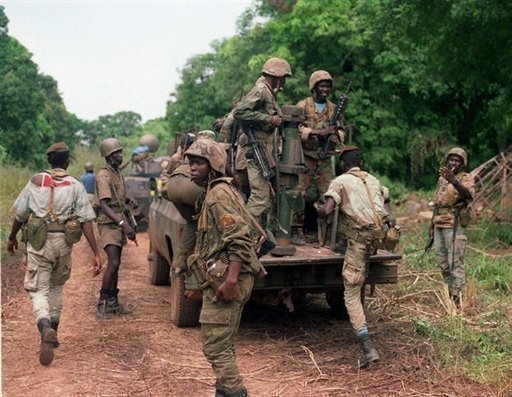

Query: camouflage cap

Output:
[46, 142, 69, 155]
[185, 139, 227, 174]
[446, 147, 467, 167]
[197, 130, 216, 141]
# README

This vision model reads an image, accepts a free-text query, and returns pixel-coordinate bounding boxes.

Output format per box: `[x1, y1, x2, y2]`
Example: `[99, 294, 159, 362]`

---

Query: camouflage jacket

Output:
[95, 164, 126, 225]
[194, 177, 262, 274]
[324, 167, 390, 231]
[296, 97, 344, 160]
[233, 79, 281, 167]
[433, 172, 475, 227]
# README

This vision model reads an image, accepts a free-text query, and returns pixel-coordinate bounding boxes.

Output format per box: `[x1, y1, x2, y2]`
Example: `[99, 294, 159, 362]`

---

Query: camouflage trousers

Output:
[298, 156, 333, 203]
[24, 233, 72, 324]
[343, 238, 377, 333]
[246, 161, 272, 219]
[200, 273, 254, 395]
[434, 226, 467, 296]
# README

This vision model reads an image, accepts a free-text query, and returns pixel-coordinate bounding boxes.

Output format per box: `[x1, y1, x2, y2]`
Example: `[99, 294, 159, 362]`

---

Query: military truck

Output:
[147, 106, 400, 327]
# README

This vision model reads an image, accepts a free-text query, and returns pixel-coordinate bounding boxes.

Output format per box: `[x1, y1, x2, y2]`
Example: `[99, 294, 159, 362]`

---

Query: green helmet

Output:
[446, 147, 467, 167]
[184, 139, 227, 174]
[262, 57, 292, 78]
[84, 162, 94, 171]
[309, 70, 333, 91]
[139, 134, 160, 152]
[99, 138, 123, 158]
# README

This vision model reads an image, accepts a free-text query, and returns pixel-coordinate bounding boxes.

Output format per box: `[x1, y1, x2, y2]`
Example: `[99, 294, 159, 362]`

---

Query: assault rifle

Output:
[239, 123, 275, 180]
[320, 81, 352, 156]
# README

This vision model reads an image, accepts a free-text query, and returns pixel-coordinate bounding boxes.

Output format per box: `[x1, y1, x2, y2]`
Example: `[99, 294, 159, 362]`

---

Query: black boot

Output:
[50, 318, 60, 348]
[96, 288, 114, 318]
[227, 387, 248, 397]
[108, 288, 132, 315]
[37, 318, 57, 366]
[357, 334, 380, 369]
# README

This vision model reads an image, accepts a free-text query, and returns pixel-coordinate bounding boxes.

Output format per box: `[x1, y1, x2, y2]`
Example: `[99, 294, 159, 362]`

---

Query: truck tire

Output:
[170, 273, 201, 327]
[325, 287, 365, 320]
[149, 246, 170, 286]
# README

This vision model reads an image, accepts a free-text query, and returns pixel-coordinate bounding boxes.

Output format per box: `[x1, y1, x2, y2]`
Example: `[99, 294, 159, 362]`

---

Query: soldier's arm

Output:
[439, 168, 472, 200]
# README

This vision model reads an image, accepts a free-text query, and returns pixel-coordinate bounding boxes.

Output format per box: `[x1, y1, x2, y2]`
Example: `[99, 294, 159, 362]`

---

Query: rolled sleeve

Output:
[11, 183, 31, 223]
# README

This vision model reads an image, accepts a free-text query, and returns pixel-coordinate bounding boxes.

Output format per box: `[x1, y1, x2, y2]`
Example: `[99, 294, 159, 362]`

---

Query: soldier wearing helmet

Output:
[6, 142, 100, 366]
[185, 139, 264, 397]
[95, 138, 137, 318]
[233, 58, 292, 224]
[431, 147, 474, 307]
[296, 70, 346, 244]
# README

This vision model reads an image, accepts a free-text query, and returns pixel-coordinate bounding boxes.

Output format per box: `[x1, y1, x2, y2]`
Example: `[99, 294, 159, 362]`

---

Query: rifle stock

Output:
[240, 123, 275, 180]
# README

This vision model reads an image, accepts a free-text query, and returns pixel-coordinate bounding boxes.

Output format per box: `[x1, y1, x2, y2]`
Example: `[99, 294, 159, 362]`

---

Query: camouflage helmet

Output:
[185, 139, 227, 175]
[262, 57, 292, 78]
[84, 162, 94, 171]
[197, 130, 216, 141]
[309, 70, 333, 91]
[139, 134, 160, 152]
[446, 147, 467, 167]
[99, 138, 123, 158]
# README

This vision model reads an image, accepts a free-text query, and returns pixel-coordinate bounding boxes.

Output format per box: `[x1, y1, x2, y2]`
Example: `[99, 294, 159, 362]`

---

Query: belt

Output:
[47, 223, 65, 233]
[436, 207, 455, 215]
[343, 227, 383, 244]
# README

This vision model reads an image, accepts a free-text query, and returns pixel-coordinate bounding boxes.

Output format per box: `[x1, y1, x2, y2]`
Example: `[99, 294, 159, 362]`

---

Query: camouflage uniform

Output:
[233, 78, 281, 218]
[324, 167, 389, 333]
[296, 97, 344, 202]
[433, 169, 475, 297]
[95, 164, 128, 248]
[12, 168, 95, 323]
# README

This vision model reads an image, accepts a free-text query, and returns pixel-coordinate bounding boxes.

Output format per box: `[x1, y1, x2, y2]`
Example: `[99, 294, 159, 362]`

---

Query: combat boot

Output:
[357, 334, 380, 369]
[96, 288, 114, 319]
[225, 387, 248, 397]
[108, 288, 132, 315]
[37, 318, 57, 366]
[50, 318, 60, 348]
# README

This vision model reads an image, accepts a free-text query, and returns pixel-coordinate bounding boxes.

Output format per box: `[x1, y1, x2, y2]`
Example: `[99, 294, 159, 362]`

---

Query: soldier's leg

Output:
[201, 274, 254, 396]
[451, 228, 468, 298]
[434, 227, 451, 288]
[246, 162, 271, 220]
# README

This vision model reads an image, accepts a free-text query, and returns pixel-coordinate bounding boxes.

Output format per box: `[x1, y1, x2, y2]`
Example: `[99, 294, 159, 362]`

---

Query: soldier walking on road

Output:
[233, 57, 292, 225]
[318, 146, 394, 368]
[6, 142, 101, 366]
[431, 147, 474, 307]
[95, 138, 137, 317]
[186, 139, 264, 397]
[80, 162, 98, 208]
[296, 70, 345, 243]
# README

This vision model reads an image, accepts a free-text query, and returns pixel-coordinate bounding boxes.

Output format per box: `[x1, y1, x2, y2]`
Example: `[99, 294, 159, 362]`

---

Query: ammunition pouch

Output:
[342, 226, 383, 245]
[458, 207, 471, 227]
[381, 225, 401, 252]
[26, 217, 48, 251]
[187, 254, 211, 290]
[64, 216, 83, 244]
[205, 256, 230, 292]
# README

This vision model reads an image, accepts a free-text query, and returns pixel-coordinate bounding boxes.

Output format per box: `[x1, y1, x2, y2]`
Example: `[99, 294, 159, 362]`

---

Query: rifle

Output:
[320, 81, 352, 156]
[229, 120, 238, 176]
[239, 123, 275, 180]
[112, 187, 138, 246]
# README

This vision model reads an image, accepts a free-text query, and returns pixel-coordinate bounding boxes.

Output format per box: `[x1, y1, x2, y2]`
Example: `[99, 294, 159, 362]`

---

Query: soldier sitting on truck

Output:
[318, 145, 395, 368]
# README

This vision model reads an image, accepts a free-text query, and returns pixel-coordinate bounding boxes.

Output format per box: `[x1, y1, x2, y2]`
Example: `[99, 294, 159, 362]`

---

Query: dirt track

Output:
[1, 233, 498, 396]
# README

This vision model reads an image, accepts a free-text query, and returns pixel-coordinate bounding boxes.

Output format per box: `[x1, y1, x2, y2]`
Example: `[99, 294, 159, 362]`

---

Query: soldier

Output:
[185, 139, 264, 397]
[296, 70, 345, 242]
[6, 142, 101, 366]
[161, 130, 215, 273]
[431, 147, 474, 306]
[318, 146, 394, 368]
[80, 162, 97, 208]
[95, 138, 137, 317]
[233, 57, 292, 223]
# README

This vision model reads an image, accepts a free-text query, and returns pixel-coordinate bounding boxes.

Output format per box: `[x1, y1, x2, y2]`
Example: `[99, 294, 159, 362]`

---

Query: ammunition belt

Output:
[47, 223, 65, 233]
[436, 207, 455, 215]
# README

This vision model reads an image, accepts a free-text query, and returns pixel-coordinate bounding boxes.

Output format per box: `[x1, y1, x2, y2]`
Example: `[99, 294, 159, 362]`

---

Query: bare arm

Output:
[216, 260, 242, 301]
[81, 221, 102, 276]
[6, 219, 24, 255]
[317, 197, 336, 218]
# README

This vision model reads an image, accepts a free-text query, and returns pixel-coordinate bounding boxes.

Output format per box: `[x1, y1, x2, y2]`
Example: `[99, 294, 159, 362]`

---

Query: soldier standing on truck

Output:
[95, 138, 137, 318]
[185, 139, 264, 397]
[318, 146, 394, 368]
[233, 57, 292, 225]
[6, 142, 101, 366]
[430, 147, 474, 307]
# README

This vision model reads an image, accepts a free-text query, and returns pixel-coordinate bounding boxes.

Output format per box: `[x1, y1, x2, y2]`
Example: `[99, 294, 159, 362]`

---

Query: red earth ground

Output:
[1, 232, 502, 396]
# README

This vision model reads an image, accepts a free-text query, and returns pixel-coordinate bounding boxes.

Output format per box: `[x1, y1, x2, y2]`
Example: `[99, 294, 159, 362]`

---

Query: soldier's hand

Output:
[91, 254, 102, 277]
[7, 238, 17, 255]
[269, 115, 282, 127]
[317, 126, 337, 136]
[439, 166, 456, 184]
[123, 224, 136, 241]
[128, 198, 138, 209]
[216, 280, 240, 301]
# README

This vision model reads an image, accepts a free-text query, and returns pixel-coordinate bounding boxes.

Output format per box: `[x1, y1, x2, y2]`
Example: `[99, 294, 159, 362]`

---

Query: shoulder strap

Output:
[347, 170, 383, 228]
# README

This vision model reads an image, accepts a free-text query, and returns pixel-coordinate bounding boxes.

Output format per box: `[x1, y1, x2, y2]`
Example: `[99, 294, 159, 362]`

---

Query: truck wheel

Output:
[325, 287, 365, 320]
[149, 246, 170, 286]
[170, 273, 201, 327]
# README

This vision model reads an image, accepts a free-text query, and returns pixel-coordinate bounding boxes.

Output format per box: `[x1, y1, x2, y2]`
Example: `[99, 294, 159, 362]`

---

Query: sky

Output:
[2, 0, 253, 122]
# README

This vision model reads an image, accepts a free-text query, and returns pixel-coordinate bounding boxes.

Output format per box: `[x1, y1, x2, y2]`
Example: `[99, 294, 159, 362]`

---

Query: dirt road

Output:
[1, 233, 495, 396]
